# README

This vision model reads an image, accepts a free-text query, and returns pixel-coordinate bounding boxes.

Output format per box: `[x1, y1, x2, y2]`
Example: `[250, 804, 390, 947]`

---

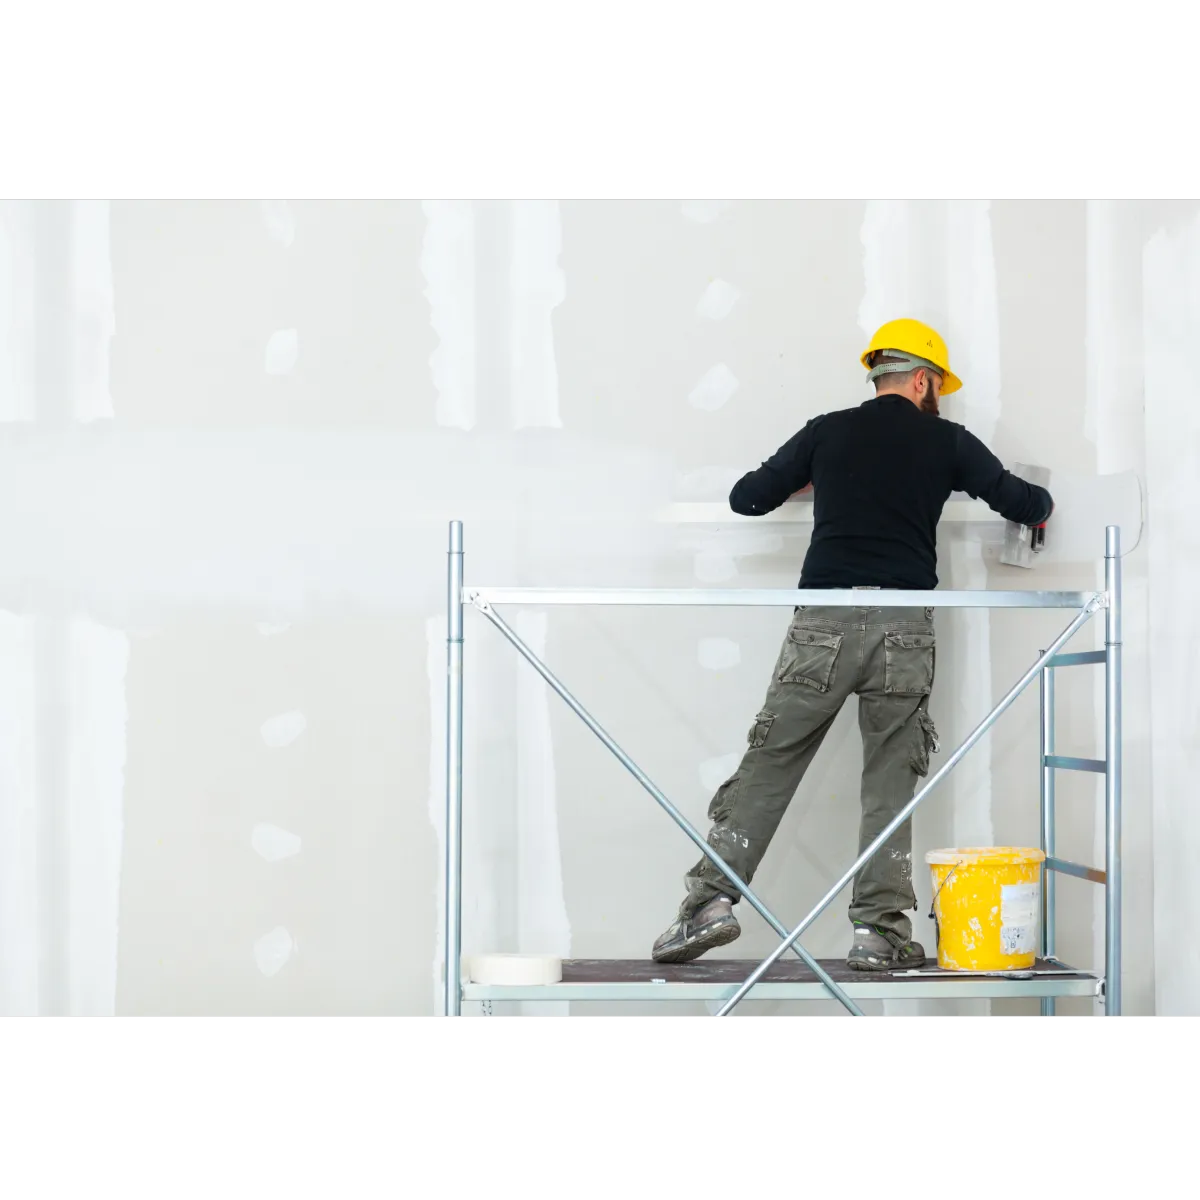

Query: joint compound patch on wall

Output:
[999, 882, 1039, 957]
[681, 200, 732, 225]
[696, 279, 741, 322]
[424, 616, 448, 1012]
[254, 926, 295, 977]
[700, 751, 742, 794]
[260, 710, 306, 748]
[260, 200, 296, 248]
[509, 200, 565, 430]
[251, 822, 302, 862]
[0, 201, 38, 422]
[688, 363, 740, 411]
[421, 200, 476, 430]
[265, 328, 299, 376]
[71, 201, 116, 424]
[698, 637, 741, 671]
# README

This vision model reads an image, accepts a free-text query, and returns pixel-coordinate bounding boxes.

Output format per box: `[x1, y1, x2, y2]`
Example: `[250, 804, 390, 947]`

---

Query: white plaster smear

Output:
[0, 611, 37, 1013]
[515, 611, 570, 1016]
[0, 202, 37, 422]
[700, 752, 742, 794]
[66, 617, 129, 1015]
[265, 328, 298, 375]
[681, 201, 732, 225]
[688, 363, 740, 411]
[255, 621, 292, 637]
[859, 198, 1000, 1018]
[254, 927, 295, 977]
[0, 431, 672, 625]
[71, 201, 116, 423]
[252, 822, 302, 862]
[509, 201, 565, 430]
[422, 200, 476, 430]
[260, 711, 307, 748]
[696, 279, 741, 321]
[1144, 211, 1200, 1014]
[698, 637, 741, 670]
[260, 200, 296, 248]
[425, 615, 448, 1012]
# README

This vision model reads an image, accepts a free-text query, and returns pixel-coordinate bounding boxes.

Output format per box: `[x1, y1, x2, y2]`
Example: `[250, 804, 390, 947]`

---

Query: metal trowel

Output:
[1000, 463, 1051, 569]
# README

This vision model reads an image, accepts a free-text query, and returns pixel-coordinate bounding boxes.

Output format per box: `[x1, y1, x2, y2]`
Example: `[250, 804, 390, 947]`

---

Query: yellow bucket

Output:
[925, 847, 1045, 971]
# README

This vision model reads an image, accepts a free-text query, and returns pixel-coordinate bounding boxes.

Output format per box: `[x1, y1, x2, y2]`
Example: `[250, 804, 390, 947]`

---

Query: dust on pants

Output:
[682, 604, 940, 944]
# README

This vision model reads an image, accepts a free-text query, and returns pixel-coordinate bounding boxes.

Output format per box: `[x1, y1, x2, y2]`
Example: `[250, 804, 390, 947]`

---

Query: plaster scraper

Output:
[1000, 464, 1144, 568]
[1000, 463, 1051, 568]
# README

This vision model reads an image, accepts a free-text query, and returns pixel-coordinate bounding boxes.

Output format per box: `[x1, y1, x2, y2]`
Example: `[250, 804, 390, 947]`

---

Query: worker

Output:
[652, 318, 1054, 970]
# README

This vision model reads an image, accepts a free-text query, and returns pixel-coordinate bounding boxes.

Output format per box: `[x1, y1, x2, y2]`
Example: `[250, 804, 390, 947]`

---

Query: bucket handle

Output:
[927, 862, 962, 951]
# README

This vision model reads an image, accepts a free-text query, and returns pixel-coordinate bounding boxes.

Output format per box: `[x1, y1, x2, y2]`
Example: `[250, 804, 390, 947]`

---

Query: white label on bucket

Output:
[1000, 883, 1039, 926]
[999, 883, 1039, 958]
[1000, 922, 1037, 956]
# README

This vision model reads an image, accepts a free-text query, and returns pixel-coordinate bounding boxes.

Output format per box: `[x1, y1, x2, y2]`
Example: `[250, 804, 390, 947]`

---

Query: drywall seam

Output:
[425, 614, 448, 1013]
[66, 616, 128, 1014]
[514, 611, 570, 1017]
[0, 204, 37, 1014]
[0, 201, 37, 422]
[421, 200, 476, 430]
[1086, 202, 1116, 1009]
[860, 199, 1000, 1017]
[70, 201, 115, 423]
[509, 201, 564, 430]
[1143, 212, 1200, 1014]
[0, 612, 37, 1013]
[944, 200, 1000, 855]
[0, 430, 672, 625]
[943, 202, 1001, 1021]
[260, 201, 296, 248]
[1085, 199, 1155, 1014]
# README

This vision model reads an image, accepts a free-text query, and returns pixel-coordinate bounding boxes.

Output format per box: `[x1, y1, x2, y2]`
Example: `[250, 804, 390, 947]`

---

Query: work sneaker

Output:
[846, 923, 927, 971]
[651, 895, 741, 964]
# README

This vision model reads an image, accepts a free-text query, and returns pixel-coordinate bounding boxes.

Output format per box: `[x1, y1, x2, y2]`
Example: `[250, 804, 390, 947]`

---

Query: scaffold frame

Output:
[443, 522, 1123, 1017]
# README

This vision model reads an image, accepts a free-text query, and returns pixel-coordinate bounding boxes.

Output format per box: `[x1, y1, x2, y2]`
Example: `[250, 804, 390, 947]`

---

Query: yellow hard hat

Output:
[860, 318, 962, 395]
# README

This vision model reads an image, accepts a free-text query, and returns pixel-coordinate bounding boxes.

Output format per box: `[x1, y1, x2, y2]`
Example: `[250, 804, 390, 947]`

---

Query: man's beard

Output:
[920, 391, 940, 416]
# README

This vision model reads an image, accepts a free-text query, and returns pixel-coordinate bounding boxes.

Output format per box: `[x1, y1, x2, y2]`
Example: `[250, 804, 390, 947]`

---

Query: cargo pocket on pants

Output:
[707, 772, 742, 823]
[910, 710, 940, 777]
[778, 627, 844, 691]
[747, 710, 775, 748]
[884, 631, 936, 695]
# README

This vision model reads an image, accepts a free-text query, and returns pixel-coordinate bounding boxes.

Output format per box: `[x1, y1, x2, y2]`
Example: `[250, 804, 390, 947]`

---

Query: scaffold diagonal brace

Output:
[475, 598, 864, 1016]
[714, 598, 1103, 1016]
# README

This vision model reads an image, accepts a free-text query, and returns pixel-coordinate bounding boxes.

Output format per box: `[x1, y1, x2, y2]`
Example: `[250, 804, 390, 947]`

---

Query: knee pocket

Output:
[707, 773, 742, 823]
[748, 710, 775, 748]
[910, 710, 940, 777]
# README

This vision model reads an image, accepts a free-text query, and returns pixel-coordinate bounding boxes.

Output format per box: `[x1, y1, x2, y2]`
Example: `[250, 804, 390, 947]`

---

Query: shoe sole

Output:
[652, 919, 741, 965]
[847, 953, 927, 972]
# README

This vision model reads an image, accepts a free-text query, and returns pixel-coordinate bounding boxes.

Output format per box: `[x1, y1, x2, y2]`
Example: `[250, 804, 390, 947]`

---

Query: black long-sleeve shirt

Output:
[730, 395, 1054, 590]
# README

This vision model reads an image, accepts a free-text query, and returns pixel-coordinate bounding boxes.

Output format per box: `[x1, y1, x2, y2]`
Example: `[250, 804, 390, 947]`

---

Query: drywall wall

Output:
[0, 199, 1195, 1015]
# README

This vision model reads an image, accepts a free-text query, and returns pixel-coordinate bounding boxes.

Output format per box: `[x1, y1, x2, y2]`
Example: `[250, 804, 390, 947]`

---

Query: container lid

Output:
[925, 846, 1046, 866]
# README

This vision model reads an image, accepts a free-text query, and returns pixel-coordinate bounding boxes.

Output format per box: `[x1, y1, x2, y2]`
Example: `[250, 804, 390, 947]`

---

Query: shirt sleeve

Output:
[729, 419, 819, 516]
[952, 426, 1054, 525]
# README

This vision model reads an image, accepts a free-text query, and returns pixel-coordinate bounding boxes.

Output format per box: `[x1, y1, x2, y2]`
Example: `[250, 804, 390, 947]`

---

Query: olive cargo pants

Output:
[683, 604, 940, 943]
